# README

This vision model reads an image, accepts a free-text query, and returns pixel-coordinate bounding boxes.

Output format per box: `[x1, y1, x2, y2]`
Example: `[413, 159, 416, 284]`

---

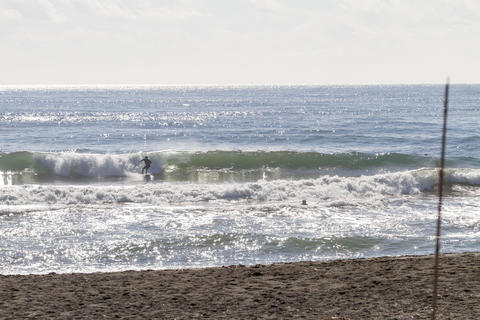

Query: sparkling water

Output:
[1, 85, 479, 274]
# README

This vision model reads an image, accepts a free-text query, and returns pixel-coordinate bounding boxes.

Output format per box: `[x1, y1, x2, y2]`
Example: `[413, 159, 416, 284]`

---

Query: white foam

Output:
[0, 167, 478, 210]
[34, 152, 162, 176]
[444, 168, 480, 185]
[2, 168, 479, 207]
[0, 171, 14, 186]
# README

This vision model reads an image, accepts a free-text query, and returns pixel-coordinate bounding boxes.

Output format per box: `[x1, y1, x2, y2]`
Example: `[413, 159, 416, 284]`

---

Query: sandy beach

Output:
[1, 252, 479, 319]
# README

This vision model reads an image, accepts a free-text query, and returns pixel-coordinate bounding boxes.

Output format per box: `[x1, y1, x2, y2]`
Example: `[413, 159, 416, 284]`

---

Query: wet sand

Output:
[1, 252, 479, 319]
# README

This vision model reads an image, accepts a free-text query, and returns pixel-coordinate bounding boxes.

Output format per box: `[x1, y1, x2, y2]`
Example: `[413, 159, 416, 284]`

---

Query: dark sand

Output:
[1, 252, 479, 319]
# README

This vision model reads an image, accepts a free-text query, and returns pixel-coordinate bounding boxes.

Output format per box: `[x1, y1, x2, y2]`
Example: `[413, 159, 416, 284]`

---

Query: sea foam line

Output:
[2, 169, 479, 207]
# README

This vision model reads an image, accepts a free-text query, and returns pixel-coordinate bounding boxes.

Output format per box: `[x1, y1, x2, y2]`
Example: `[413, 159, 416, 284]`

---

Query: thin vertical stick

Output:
[431, 79, 449, 319]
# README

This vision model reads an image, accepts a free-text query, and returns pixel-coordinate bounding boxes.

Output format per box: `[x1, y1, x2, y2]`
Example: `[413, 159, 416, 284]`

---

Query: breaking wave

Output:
[0, 150, 461, 182]
[1, 168, 480, 208]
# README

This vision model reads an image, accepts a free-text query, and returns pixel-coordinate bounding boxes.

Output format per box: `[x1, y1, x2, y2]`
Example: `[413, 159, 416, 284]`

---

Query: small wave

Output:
[268, 236, 383, 253]
[1, 168, 480, 206]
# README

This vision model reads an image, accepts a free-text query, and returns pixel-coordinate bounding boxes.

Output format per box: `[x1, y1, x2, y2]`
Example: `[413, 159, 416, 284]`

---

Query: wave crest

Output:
[0, 150, 437, 179]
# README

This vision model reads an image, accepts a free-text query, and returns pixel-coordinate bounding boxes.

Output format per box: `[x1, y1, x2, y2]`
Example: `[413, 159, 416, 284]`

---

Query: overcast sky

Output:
[1, 0, 479, 85]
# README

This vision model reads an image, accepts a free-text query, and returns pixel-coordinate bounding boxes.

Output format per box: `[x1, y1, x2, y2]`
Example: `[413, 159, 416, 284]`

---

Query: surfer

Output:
[139, 156, 152, 174]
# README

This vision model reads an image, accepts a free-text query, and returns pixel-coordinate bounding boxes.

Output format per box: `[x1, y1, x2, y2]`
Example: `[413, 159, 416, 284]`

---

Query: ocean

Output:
[1, 84, 479, 275]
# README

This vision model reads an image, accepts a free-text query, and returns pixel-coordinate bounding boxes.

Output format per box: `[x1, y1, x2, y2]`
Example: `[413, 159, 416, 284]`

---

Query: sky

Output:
[1, 0, 479, 85]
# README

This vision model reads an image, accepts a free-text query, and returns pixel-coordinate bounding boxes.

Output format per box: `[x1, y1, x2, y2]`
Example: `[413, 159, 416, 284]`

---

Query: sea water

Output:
[1, 85, 479, 274]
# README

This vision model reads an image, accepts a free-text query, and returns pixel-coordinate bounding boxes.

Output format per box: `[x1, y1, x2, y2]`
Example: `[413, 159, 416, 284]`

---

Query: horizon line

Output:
[0, 81, 475, 89]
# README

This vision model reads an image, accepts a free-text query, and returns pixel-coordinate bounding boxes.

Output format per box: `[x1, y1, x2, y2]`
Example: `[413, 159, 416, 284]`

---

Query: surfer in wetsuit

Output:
[139, 156, 152, 174]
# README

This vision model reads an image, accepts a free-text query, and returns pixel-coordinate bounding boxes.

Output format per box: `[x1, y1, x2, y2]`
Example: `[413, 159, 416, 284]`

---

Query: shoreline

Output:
[1, 252, 479, 319]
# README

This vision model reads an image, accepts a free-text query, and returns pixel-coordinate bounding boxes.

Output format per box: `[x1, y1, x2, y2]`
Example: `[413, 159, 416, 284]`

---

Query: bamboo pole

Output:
[431, 79, 449, 319]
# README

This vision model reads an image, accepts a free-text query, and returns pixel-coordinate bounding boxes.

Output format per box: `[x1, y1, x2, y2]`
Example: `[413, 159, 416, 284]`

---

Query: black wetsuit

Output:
[141, 158, 152, 174]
